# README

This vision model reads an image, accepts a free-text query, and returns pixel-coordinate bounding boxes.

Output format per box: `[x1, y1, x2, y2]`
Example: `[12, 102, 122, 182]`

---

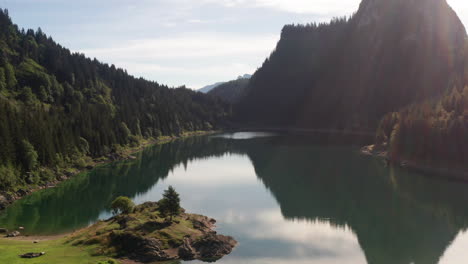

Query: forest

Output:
[237, 0, 466, 130]
[236, 0, 468, 167]
[0, 9, 230, 191]
[376, 81, 468, 166]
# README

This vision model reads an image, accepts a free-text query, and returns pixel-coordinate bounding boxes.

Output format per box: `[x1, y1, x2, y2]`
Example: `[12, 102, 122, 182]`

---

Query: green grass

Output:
[0, 201, 215, 263]
[0, 238, 119, 264]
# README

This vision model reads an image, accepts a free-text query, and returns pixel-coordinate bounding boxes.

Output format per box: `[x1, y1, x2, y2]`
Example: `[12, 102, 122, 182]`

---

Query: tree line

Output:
[0, 9, 230, 191]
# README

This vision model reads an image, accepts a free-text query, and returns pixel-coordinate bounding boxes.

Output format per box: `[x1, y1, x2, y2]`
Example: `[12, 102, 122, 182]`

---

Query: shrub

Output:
[111, 196, 135, 215]
[0, 165, 18, 190]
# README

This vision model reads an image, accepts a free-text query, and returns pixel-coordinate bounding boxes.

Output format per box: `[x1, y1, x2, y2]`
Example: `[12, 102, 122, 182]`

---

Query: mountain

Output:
[238, 74, 252, 79]
[208, 74, 251, 103]
[198, 74, 251, 94]
[237, 0, 467, 131]
[0, 9, 229, 192]
[198, 82, 225, 93]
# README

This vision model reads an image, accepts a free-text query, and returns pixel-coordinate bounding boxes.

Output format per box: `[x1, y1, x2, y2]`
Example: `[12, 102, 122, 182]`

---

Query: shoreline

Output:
[361, 144, 468, 182]
[0, 131, 218, 211]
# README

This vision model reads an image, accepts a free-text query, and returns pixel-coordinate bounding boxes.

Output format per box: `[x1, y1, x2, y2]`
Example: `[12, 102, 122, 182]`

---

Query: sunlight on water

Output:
[212, 131, 277, 140]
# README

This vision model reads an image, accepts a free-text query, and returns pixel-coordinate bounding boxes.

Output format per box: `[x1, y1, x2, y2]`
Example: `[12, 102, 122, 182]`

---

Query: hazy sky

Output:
[1, 0, 467, 89]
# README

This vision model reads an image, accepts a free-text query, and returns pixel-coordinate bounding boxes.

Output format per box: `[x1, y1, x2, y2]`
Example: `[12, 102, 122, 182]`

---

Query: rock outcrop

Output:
[179, 234, 237, 261]
[68, 202, 237, 263]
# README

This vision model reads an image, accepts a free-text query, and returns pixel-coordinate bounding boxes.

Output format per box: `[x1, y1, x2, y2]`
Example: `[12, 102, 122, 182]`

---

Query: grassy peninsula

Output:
[0, 188, 236, 264]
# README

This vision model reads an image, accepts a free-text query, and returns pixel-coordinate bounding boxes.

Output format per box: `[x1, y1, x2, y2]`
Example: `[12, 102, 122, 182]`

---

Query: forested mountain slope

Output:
[208, 76, 250, 103]
[375, 49, 468, 166]
[0, 9, 229, 191]
[238, 0, 467, 131]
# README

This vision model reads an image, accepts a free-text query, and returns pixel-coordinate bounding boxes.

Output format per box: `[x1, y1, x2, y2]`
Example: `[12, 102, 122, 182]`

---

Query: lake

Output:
[1, 132, 468, 264]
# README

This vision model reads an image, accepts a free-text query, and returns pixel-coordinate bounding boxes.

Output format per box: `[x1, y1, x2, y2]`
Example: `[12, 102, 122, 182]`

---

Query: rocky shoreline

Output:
[68, 202, 237, 263]
[361, 144, 468, 181]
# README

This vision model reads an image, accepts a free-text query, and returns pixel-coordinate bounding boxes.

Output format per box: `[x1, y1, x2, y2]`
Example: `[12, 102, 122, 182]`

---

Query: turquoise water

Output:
[1, 132, 468, 263]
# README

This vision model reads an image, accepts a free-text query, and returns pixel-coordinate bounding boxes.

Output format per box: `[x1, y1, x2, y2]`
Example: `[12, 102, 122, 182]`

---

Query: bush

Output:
[0, 165, 18, 190]
[20, 139, 38, 171]
[111, 196, 135, 215]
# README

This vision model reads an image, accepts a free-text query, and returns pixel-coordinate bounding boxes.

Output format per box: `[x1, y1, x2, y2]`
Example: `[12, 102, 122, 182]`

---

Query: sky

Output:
[0, 0, 467, 89]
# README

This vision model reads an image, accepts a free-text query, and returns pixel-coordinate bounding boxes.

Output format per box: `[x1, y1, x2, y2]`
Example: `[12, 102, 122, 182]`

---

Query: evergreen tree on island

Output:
[160, 186, 181, 221]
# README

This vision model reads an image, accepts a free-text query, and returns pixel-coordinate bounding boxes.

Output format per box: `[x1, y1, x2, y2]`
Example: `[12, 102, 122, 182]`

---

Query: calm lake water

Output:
[2, 132, 468, 264]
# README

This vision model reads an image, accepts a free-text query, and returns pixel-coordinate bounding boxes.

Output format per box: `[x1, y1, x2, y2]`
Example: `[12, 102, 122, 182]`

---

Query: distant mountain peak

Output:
[237, 74, 252, 80]
[198, 74, 251, 93]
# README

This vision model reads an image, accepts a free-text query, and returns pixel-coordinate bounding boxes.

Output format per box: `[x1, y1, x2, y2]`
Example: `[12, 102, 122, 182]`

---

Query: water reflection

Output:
[1, 133, 468, 264]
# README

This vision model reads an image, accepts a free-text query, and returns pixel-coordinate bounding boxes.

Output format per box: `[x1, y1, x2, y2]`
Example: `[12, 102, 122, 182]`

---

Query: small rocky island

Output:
[67, 187, 237, 263]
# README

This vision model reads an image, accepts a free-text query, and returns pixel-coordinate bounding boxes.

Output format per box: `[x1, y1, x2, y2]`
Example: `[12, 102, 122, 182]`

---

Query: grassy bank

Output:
[0, 237, 118, 264]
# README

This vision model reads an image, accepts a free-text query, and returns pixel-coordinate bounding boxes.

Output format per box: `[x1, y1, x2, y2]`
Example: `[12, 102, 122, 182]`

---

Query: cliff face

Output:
[238, 0, 467, 130]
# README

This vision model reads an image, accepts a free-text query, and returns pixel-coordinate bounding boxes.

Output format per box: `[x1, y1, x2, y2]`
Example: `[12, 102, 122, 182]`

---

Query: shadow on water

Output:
[1, 133, 468, 264]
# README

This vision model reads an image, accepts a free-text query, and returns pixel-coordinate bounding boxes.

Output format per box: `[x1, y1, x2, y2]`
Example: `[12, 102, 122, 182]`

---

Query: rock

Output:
[110, 231, 174, 262]
[116, 215, 138, 229]
[6, 231, 20, 237]
[178, 238, 196, 260]
[192, 234, 237, 261]
[141, 221, 170, 232]
[16, 189, 28, 196]
[178, 234, 237, 261]
[19, 252, 45, 258]
[18, 227, 25, 230]
[128, 155, 137, 160]
[0, 228, 8, 233]
[0, 195, 9, 210]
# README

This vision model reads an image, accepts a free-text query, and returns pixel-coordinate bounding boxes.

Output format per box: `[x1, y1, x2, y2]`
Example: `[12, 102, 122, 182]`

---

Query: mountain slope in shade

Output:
[238, 0, 467, 130]
[209, 78, 249, 103]
[208, 74, 252, 103]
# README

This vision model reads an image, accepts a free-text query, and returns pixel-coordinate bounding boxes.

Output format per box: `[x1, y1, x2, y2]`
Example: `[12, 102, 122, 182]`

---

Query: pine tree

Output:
[0, 67, 6, 91]
[160, 186, 181, 221]
[20, 139, 39, 171]
[4, 62, 16, 89]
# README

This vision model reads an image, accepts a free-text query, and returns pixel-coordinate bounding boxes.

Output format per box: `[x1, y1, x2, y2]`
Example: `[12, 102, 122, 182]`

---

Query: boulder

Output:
[0, 195, 8, 210]
[110, 231, 174, 262]
[178, 234, 237, 261]
[178, 237, 196, 260]
[0, 228, 8, 233]
[6, 231, 20, 237]
[16, 189, 28, 196]
[192, 234, 237, 261]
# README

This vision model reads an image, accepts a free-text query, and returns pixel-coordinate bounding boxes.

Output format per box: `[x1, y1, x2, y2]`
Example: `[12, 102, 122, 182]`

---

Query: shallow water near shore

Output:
[1, 132, 468, 263]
